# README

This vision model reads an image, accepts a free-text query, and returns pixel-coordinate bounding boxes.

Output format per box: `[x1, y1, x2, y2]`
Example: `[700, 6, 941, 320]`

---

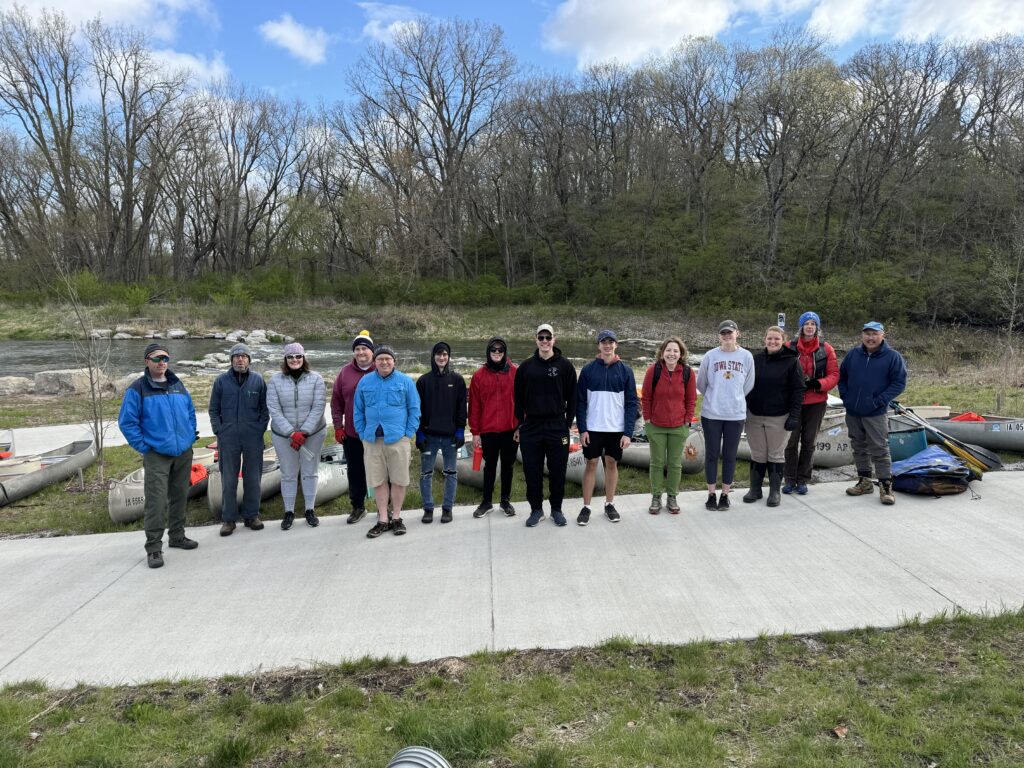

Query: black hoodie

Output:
[416, 341, 468, 436]
[514, 346, 577, 428]
[745, 344, 805, 420]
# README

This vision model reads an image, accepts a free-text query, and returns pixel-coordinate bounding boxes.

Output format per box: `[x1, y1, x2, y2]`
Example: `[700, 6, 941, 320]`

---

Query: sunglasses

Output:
[147, 355, 170, 363]
[285, 354, 304, 361]
[536, 335, 553, 341]
[488, 347, 505, 354]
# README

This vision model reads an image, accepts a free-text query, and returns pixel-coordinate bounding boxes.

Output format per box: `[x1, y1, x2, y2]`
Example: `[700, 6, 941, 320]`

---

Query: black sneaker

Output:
[281, 512, 294, 530]
[392, 518, 407, 535]
[305, 510, 319, 527]
[604, 503, 621, 523]
[440, 508, 453, 524]
[705, 493, 718, 511]
[367, 520, 390, 538]
[168, 537, 198, 550]
[717, 493, 731, 511]
[422, 508, 434, 524]
[147, 551, 164, 569]
[500, 500, 516, 516]
[577, 507, 591, 526]
[472, 502, 493, 518]
[551, 510, 567, 527]
[526, 509, 544, 527]
[346, 508, 366, 524]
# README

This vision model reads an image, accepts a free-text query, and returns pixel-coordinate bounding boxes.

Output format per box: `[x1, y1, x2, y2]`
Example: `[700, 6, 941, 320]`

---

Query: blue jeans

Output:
[420, 434, 457, 510]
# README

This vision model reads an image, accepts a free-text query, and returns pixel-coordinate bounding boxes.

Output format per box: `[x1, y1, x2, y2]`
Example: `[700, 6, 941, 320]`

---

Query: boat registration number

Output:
[815, 441, 849, 452]
[124, 496, 145, 508]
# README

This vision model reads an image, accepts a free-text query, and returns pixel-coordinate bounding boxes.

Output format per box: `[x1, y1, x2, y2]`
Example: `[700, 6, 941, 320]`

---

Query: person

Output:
[469, 337, 518, 518]
[743, 327, 805, 507]
[331, 331, 376, 524]
[514, 323, 577, 528]
[641, 336, 697, 514]
[208, 343, 269, 534]
[117, 343, 199, 569]
[354, 345, 421, 538]
[266, 343, 327, 530]
[576, 329, 637, 525]
[838, 321, 907, 505]
[783, 311, 840, 495]
[416, 341, 468, 524]
[696, 320, 755, 511]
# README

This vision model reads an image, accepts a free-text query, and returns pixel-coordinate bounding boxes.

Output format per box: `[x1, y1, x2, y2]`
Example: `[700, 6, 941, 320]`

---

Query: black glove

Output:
[804, 377, 821, 391]
[784, 416, 800, 432]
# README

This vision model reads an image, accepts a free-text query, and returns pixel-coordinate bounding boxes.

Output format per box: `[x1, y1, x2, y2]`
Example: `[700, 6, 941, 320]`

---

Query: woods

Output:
[2, 9, 1024, 326]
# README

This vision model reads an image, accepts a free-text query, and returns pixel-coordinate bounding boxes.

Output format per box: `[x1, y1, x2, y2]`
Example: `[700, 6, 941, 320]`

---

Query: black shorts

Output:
[582, 431, 623, 462]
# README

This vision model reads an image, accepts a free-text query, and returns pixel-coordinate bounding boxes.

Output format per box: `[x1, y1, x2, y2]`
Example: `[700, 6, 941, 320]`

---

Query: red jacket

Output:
[469, 363, 518, 435]
[790, 336, 839, 406]
[330, 360, 375, 439]
[641, 363, 696, 428]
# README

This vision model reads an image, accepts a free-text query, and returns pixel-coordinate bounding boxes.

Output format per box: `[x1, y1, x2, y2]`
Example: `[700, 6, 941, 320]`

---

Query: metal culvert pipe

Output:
[386, 746, 453, 768]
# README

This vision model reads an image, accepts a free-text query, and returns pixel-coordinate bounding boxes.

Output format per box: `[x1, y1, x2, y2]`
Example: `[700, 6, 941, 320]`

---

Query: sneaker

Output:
[422, 508, 434, 524]
[219, 521, 236, 536]
[367, 520, 391, 538]
[604, 503, 621, 523]
[551, 510, 567, 527]
[472, 502, 493, 518]
[305, 510, 319, 527]
[168, 537, 198, 550]
[717, 494, 731, 511]
[500, 500, 516, 516]
[782, 483, 796, 494]
[879, 479, 895, 505]
[577, 507, 591, 526]
[705, 493, 718, 511]
[346, 508, 366, 524]
[147, 551, 164, 568]
[666, 495, 680, 514]
[281, 512, 294, 530]
[796, 484, 809, 495]
[392, 518, 407, 535]
[649, 495, 662, 515]
[526, 509, 544, 527]
[846, 476, 875, 496]
[243, 516, 264, 531]
[440, 508, 453, 524]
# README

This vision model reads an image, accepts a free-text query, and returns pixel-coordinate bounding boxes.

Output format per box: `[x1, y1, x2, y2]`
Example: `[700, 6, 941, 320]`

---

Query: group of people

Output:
[117, 313, 907, 570]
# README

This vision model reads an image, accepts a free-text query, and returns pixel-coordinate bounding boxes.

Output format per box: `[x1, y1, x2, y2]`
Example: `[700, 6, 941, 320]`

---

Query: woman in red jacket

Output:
[641, 336, 697, 514]
[783, 311, 840, 495]
[469, 337, 518, 518]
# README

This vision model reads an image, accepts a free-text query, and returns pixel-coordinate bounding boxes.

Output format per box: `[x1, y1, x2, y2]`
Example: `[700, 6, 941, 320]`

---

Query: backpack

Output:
[651, 362, 690, 394]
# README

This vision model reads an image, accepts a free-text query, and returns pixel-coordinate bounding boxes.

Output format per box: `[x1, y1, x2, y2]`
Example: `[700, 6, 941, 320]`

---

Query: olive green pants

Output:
[646, 424, 689, 495]
[143, 448, 193, 554]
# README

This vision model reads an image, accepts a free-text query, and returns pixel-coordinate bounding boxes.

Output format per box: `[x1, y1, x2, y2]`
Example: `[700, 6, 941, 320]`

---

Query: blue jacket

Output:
[353, 370, 421, 444]
[209, 370, 269, 445]
[576, 357, 638, 434]
[838, 340, 907, 417]
[118, 369, 197, 456]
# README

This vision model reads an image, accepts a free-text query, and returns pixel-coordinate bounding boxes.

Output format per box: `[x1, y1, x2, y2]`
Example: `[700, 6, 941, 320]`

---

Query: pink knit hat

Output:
[283, 342, 305, 356]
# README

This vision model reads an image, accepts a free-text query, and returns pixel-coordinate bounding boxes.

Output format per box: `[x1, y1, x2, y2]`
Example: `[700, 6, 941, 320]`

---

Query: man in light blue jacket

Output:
[354, 345, 420, 538]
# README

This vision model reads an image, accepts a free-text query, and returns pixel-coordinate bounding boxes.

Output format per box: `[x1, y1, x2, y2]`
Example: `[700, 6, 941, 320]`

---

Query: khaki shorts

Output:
[363, 437, 412, 487]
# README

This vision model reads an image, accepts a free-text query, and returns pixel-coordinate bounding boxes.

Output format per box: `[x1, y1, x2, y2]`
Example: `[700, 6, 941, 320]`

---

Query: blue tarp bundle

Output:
[891, 445, 976, 495]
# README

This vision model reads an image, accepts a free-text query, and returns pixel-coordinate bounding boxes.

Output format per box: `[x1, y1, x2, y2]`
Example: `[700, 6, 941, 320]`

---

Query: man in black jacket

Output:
[514, 324, 578, 528]
[415, 342, 467, 524]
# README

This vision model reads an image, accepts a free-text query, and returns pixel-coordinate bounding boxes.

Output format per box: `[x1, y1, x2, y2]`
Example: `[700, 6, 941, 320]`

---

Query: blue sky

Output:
[5, 0, 1024, 103]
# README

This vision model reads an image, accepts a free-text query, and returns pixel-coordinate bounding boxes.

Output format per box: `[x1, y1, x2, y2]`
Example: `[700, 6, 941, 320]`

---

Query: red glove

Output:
[334, 428, 345, 444]
[290, 431, 307, 450]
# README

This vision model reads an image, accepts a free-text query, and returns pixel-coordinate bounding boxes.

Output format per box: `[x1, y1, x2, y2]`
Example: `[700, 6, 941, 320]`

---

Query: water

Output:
[0, 337, 678, 378]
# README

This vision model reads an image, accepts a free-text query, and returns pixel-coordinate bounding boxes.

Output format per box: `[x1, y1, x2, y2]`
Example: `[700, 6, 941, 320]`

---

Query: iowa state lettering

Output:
[713, 360, 746, 373]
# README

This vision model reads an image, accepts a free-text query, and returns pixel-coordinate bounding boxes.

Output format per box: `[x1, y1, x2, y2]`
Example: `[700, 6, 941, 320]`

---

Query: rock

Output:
[175, 360, 205, 368]
[0, 376, 33, 396]
[207, 353, 230, 363]
[166, 328, 188, 339]
[114, 374, 136, 394]
[213, 332, 226, 339]
[34, 369, 113, 396]
[112, 332, 134, 340]
[90, 329, 112, 339]
[152, 332, 164, 339]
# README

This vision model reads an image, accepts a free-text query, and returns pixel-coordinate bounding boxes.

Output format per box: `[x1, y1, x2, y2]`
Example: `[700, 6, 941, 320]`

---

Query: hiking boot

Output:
[347, 508, 366, 524]
[846, 476, 874, 496]
[879, 479, 895, 505]
[604, 503, 621, 523]
[796, 484, 809, 495]
[367, 520, 391, 538]
[526, 509, 544, 527]
[649, 495, 662, 515]
[392, 518, 407, 535]
[551, 510, 567, 527]
[440, 508, 453, 524]
[220, 521, 236, 536]
[666, 495, 680, 514]
[705, 492, 719, 511]
[577, 507, 591, 526]
[717, 493, 731, 511]
[281, 512, 294, 530]
[168, 537, 198, 550]
[472, 502, 493, 518]
[243, 516, 264, 531]
[305, 510, 319, 527]
[500, 500, 516, 516]
[782, 483, 796, 494]
[743, 461, 765, 503]
[147, 551, 164, 569]
[422, 508, 434, 524]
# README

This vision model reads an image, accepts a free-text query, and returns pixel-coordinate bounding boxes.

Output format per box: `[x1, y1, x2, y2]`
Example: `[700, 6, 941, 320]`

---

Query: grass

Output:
[1, 612, 1023, 766]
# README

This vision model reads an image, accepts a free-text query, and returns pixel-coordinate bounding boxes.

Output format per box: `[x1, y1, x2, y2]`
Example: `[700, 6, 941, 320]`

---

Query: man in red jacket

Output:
[330, 331, 376, 523]
[469, 337, 518, 517]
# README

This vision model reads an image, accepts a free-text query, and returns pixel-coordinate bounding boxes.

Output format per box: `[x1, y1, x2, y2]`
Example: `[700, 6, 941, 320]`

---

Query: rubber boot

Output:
[766, 463, 783, 507]
[743, 461, 766, 503]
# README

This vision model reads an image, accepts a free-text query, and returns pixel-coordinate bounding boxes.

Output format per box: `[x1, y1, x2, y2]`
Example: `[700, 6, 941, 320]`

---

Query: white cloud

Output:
[356, 2, 421, 44]
[543, 0, 1024, 67]
[1, 0, 216, 42]
[258, 13, 330, 65]
[150, 48, 229, 84]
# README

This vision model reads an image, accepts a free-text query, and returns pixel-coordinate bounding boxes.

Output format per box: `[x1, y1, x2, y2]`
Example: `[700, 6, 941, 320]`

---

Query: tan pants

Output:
[745, 412, 790, 463]
[363, 436, 411, 487]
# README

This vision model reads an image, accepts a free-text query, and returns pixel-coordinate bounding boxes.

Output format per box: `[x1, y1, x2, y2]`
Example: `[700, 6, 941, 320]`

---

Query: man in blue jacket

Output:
[838, 322, 907, 505]
[118, 343, 199, 568]
[209, 343, 269, 534]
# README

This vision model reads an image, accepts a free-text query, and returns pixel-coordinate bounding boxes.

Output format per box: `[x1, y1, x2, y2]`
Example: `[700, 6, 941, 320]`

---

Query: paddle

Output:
[889, 401, 1002, 474]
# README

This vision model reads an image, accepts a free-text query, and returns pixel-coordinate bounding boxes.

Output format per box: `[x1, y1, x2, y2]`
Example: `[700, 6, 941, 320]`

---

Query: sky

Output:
[4, 0, 1024, 103]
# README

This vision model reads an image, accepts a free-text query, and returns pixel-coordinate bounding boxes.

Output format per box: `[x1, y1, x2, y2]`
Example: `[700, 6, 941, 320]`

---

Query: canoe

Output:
[436, 443, 486, 490]
[0, 440, 98, 507]
[737, 410, 854, 468]
[621, 428, 705, 474]
[207, 448, 282, 520]
[514, 444, 605, 492]
[107, 446, 219, 524]
[312, 443, 350, 504]
[925, 413, 1024, 452]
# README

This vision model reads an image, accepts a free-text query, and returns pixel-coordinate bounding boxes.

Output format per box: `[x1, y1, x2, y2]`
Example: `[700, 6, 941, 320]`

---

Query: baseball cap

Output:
[718, 320, 739, 333]
[862, 321, 884, 332]
[536, 323, 554, 336]
[597, 329, 617, 342]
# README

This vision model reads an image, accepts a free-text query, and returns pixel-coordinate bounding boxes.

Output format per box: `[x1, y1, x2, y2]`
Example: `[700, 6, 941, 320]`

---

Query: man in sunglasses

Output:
[513, 324, 578, 528]
[118, 343, 199, 569]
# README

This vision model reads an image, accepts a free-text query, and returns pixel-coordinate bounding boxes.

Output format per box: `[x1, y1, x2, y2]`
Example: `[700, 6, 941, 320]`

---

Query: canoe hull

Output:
[926, 415, 1024, 452]
[107, 467, 212, 524]
[621, 429, 705, 474]
[0, 440, 98, 507]
[207, 448, 282, 520]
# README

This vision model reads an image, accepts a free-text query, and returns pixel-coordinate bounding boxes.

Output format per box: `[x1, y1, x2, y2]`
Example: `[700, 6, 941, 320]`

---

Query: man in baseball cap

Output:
[330, 331, 376, 524]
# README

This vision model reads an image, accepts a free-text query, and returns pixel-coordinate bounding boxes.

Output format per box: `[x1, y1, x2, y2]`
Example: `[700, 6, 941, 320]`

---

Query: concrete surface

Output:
[1, 473, 1023, 688]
